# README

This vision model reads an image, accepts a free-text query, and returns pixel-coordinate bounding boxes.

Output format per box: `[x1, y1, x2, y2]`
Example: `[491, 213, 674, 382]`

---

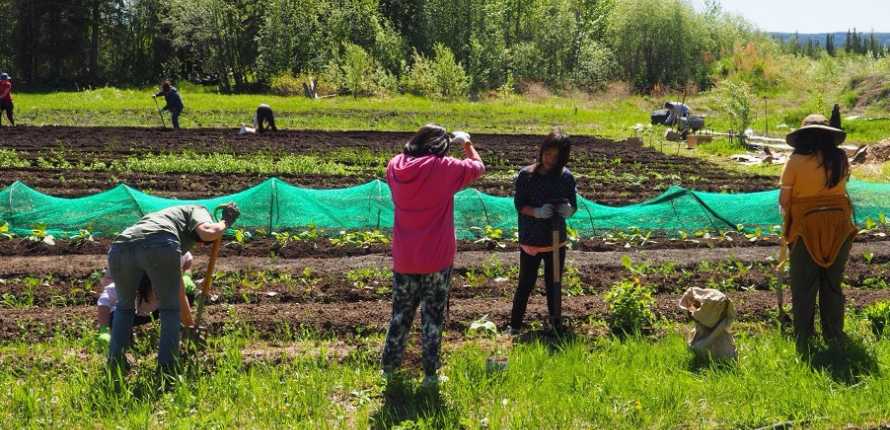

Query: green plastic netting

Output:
[2, 178, 889, 239]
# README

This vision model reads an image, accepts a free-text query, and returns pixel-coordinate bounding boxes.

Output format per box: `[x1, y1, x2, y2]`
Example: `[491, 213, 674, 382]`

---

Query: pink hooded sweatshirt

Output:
[387, 153, 485, 274]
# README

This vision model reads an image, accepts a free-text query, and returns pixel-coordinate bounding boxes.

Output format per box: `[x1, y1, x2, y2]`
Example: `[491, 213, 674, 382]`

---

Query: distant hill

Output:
[770, 32, 890, 48]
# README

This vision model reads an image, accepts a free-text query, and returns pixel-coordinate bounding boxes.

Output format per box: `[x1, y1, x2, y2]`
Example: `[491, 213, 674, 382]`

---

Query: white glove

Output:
[531, 204, 554, 219]
[556, 203, 575, 218]
[451, 131, 471, 145]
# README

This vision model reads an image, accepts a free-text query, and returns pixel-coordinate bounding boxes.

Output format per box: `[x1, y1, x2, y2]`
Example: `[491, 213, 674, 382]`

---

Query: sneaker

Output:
[422, 374, 448, 388]
[421, 376, 438, 388]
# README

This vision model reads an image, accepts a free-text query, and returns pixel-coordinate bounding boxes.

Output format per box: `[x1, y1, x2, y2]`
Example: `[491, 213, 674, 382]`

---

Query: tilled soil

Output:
[2, 243, 890, 339]
[0, 126, 777, 204]
[5, 289, 890, 342]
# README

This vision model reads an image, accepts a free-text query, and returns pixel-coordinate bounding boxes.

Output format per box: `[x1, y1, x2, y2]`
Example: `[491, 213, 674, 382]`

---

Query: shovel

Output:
[185, 238, 221, 349]
[549, 199, 569, 334]
[152, 96, 167, 129]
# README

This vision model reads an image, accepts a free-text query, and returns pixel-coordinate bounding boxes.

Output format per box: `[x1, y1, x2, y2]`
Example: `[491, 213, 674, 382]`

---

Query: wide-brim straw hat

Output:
[786, 114, 846, 147]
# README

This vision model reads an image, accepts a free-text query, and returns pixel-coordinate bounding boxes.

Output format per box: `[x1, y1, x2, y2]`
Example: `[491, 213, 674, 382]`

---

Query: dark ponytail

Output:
[820, 145, 849, 189]
[404, 124, 450, 157]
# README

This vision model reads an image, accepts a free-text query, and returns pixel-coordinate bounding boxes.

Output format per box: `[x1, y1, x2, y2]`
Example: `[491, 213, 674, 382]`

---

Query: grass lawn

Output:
[13, 87, 649, 139]
[3, 320, 890, 429]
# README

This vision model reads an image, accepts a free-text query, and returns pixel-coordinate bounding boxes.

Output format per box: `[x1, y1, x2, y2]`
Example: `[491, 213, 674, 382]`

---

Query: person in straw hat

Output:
[780, 113, 856, 354]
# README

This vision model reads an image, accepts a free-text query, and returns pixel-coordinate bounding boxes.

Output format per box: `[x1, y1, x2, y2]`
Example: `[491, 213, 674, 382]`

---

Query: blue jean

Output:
[107, 233, 183, 368]
[170, 108, 182, 129]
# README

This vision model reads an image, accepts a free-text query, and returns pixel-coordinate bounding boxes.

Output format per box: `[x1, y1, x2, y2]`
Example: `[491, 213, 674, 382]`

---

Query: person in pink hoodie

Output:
[381, 123, 485, 386]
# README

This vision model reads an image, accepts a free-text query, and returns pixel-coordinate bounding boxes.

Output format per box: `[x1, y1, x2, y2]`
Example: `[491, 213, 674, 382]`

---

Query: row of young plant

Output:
[2, 150, 715, 196]
[4, 246, 890, 311]
[4, 219, 890, 254]
[0, 148, 389, 177]
[5, 259, 890, 348]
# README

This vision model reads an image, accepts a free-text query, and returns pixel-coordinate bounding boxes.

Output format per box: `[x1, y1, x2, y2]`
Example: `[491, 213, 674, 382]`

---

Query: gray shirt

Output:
[114, 205, 213, 252]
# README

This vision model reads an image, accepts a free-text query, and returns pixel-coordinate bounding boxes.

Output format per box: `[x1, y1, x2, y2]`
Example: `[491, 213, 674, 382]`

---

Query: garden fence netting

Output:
[2, 178, 890, 239]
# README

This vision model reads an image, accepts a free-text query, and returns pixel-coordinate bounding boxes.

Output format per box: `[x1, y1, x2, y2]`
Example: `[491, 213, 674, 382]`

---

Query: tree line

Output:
[780, 30, 888, 59]
[0, 0, 775, 95]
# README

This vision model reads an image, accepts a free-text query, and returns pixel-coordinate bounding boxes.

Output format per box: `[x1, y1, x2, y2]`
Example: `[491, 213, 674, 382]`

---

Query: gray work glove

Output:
[531, 204, 554, 219]
[218, 202, 240, 227]
[556, 203, 575, 218]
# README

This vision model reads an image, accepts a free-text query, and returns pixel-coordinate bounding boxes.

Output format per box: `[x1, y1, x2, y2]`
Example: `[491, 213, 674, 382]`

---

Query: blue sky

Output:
[689, 0, 890, 33]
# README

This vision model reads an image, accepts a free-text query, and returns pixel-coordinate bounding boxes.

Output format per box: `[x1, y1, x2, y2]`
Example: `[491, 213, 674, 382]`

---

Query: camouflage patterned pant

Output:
[381, 268, 452, 377]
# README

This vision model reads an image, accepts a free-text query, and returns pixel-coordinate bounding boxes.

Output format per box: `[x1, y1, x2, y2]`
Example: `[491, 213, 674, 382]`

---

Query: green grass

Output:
[14, 88, 650, 139]
[3, 321, 890, 429]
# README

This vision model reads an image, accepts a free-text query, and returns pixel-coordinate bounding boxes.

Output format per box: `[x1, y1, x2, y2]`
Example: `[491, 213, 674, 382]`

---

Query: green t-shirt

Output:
[114, 205, 214, 252]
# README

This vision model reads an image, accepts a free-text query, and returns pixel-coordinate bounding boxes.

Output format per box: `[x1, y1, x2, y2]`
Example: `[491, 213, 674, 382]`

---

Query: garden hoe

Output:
[152, 96, 167, 129]
[186, 238, 221, 351]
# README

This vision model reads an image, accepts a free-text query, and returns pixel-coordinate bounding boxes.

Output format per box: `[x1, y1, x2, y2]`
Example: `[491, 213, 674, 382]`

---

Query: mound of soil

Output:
[855, 138, 890, 164]
[849, 75, 890, 112]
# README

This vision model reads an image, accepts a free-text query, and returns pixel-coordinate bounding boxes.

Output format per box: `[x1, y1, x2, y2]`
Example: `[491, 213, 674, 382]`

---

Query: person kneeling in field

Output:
[382, 124, 485, 387]
[106, 203, 239, 372]
[509, 130, 577, 334]
[96, 252, 198, 343]
[254, 103, 277, 132]
[781, 114, 856, 354]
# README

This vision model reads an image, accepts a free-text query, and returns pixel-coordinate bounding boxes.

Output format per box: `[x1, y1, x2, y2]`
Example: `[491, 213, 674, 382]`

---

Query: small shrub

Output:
[400, 44, 469, 99]
[341, 43, 376, 97]
[718, 79, 755, 134]
[270, 72, 303, 96]
[862, 301, 890, 338]
[604, 279, 656, 336]
[572, 41, 617, 92]
[400, 50, 438, 96]
[431, 43, 469, 98]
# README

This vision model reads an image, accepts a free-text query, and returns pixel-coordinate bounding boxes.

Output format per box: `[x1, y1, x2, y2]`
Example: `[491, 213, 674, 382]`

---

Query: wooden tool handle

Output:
[194, 239, 222, 329]
[201, 239, 222, 297]
[552, 225, 561, 283]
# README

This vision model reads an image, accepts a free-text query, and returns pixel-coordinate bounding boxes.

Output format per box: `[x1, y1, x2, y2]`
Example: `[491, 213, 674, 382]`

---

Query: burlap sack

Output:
[679, 287, 737, 361]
